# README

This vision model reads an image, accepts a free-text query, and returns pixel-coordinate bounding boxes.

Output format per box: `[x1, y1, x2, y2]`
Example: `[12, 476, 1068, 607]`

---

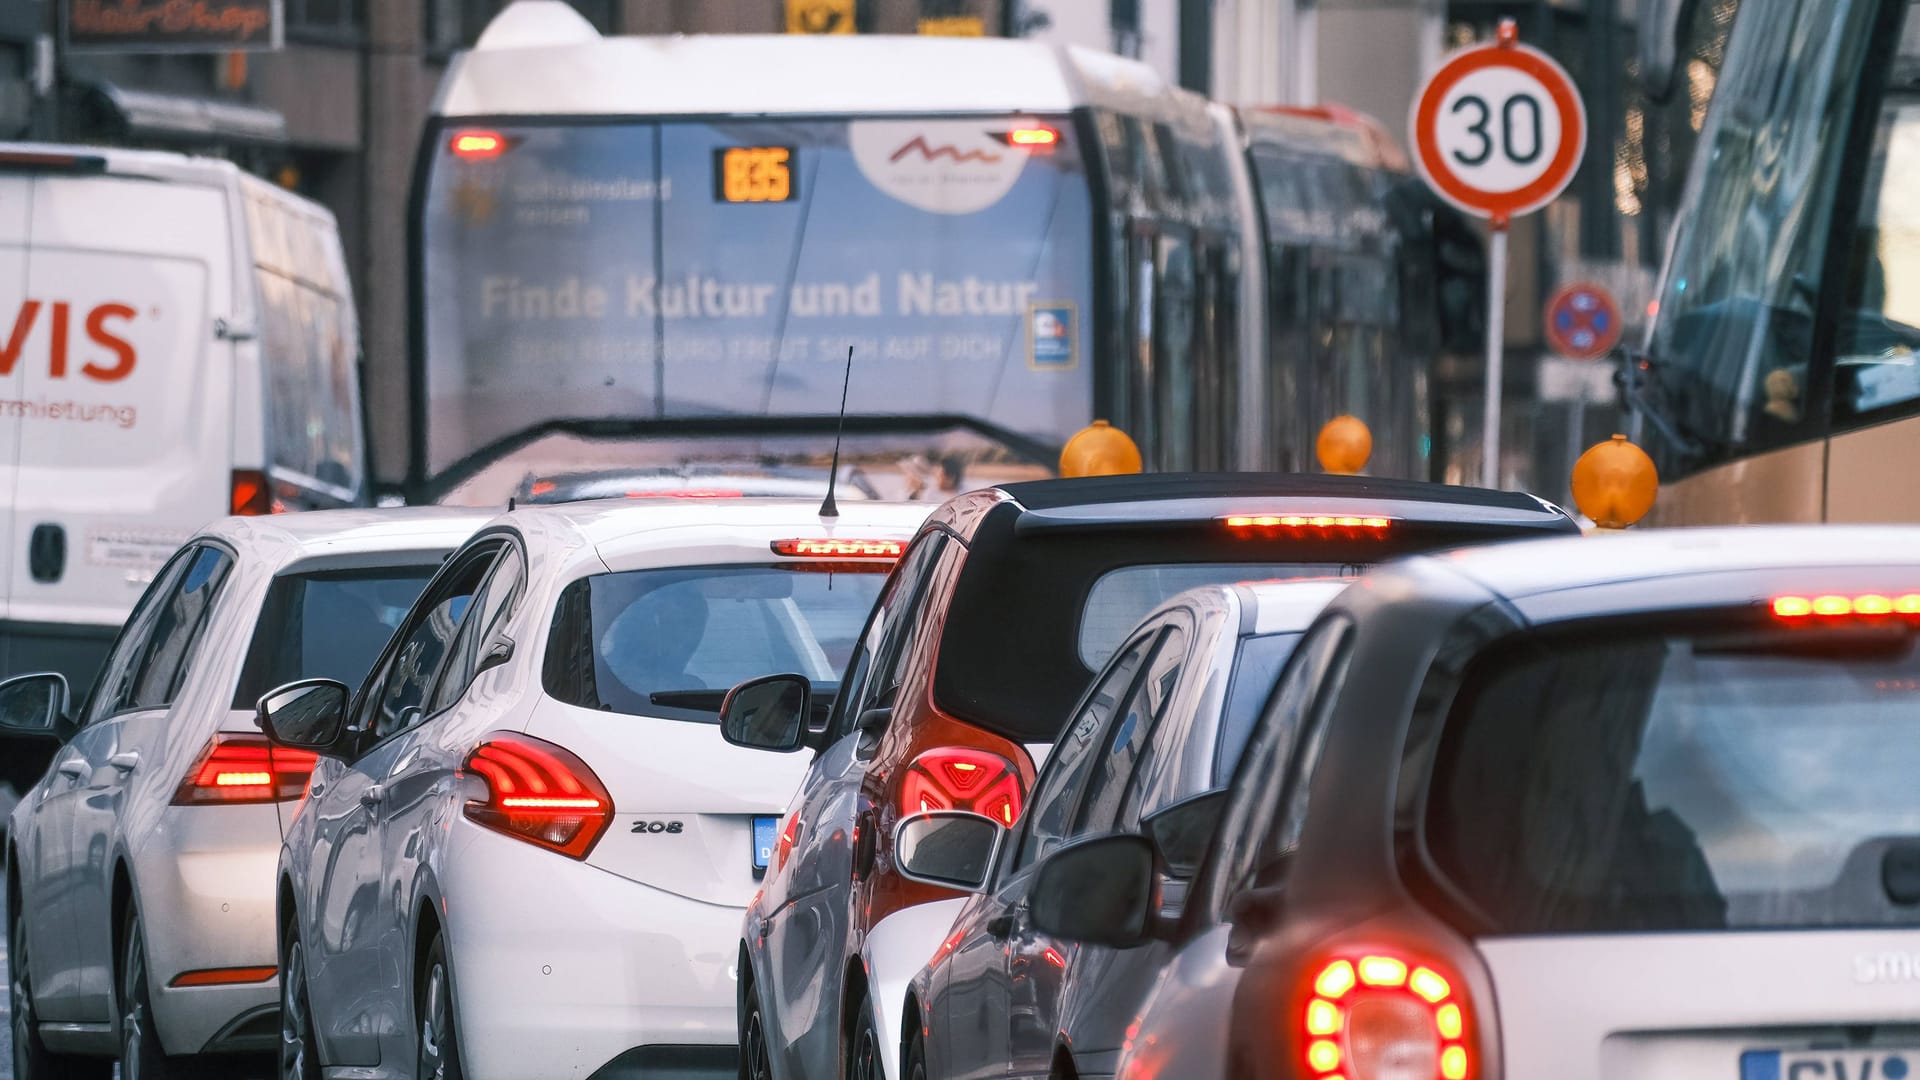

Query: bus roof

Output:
[435, 3, 1203, 126]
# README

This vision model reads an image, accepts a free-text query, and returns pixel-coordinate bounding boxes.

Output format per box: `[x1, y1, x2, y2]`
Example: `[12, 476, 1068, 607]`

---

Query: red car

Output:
[722, 473, 1577, 1080]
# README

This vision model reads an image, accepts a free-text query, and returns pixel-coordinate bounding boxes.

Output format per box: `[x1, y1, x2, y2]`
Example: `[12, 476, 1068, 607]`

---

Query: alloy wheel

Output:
[742, 1006, 773, 1080]
[11, 912, 33, 1079]
[121, 919, 155, 1080]
[280, 935, 319, 1080]
[418, 958, 456, 1080]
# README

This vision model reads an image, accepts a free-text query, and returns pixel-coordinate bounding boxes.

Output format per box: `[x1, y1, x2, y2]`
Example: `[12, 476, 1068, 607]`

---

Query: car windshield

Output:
[1425, 620, 1920, 932]
[231, 567, 440, 707]
[542, 564, 889, 721]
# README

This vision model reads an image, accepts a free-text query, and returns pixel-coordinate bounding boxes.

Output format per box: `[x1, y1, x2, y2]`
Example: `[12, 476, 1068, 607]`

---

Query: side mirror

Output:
[1029, 834, 1160, 948]
[1143, 788, 1229, 879]
[0, 673, 69, 743]
[719, 674, 812, 753]
[893, 811, 1003, 892]
[256, 679, 352, 755]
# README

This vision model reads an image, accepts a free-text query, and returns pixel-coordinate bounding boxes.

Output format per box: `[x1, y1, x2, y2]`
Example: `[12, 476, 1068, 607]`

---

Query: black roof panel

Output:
[998, 472, 1563, 515]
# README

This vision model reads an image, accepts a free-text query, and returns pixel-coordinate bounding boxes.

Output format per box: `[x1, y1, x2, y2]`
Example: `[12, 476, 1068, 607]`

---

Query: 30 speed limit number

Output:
[1411, 33, 1585, 220]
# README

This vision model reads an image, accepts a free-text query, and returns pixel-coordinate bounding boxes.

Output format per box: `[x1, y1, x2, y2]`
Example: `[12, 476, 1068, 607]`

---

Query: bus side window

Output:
[1835, 90, 1920, 425]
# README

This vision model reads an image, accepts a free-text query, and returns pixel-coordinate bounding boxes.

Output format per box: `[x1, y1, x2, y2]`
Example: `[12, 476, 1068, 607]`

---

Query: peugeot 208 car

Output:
[1022, 527, 1920, 1080]
[263, 498, 928, 1080]
[722, 473, 1578, 1080]
[0, 508, 486, 1080]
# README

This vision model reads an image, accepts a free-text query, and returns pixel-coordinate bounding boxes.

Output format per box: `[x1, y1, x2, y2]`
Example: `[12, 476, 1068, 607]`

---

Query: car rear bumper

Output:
[445, 824, 745, 1080]
[135, 802, 283, 1055]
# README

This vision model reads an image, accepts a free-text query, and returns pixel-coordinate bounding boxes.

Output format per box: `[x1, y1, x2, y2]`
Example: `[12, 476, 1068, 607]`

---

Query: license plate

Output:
[752, 815, 779, 873]
[1741, 1048, 1919, 1080]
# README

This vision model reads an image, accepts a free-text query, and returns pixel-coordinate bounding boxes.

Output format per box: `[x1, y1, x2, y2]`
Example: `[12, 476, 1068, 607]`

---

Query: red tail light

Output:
[450, 130, 508, 159]
[770, 538, 906, 559]
[1223, 513, 1392, 537]
[900, 748, 1023, 825]
[230, 469, 275, 516]
[1303, 953, 1474, 1080]
[461, 732, 612, 859]
[1773, 593, 1920, 620]
[169, 966, 277, 988]
[173, 736, 317, 805]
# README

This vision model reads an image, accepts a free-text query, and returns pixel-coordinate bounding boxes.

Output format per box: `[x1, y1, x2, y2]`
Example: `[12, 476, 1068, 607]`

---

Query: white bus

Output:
[410, 1, 1265, 503]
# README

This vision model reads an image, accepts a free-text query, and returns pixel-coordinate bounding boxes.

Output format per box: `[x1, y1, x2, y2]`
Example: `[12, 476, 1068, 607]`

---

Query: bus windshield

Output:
[420, 116, 1095, 497]
[1640, 0, 1920, 475]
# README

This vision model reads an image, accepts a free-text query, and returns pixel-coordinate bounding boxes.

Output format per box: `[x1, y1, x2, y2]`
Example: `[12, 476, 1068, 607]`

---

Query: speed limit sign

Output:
[1412, 23, 1585, 221]
[1412, 20, 1586, 489]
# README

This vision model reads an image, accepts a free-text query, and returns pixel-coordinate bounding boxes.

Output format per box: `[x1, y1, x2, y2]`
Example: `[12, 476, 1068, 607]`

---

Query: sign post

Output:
[1412, 19, 1585, 488]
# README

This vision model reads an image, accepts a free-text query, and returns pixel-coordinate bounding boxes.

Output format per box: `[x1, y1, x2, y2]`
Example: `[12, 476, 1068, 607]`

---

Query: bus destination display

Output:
[715, 146, 795, 203]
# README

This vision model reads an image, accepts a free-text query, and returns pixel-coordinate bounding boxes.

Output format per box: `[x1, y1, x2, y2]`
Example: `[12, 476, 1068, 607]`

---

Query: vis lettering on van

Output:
[1, 300, 137, 382]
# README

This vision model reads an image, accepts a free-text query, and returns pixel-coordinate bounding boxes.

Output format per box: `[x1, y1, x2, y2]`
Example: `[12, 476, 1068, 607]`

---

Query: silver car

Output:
[0, 507, 488, 1079]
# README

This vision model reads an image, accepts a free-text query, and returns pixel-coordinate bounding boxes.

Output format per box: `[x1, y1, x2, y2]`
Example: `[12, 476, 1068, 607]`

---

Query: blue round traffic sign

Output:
[1544, 282, 1622, 360]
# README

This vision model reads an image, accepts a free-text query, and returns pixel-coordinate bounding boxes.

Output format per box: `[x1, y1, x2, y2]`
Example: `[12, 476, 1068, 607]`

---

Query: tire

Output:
[739, 974, 773, 1080]
[279, 919, 320, 1080]
[902, 1021, 928, 1080]
[120, 907, 178, 1080]
[416, 931, 464, 1080]
[10, 907, 111, 1080]
[844, 991, 883, 1080]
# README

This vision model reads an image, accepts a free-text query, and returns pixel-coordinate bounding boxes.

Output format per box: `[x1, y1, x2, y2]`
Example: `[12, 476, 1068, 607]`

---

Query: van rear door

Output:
[9, 172, 232, 663]
[0, 174, 28, 678]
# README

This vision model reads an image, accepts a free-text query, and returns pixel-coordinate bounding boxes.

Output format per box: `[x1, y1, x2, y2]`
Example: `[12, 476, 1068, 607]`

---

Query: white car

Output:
[264, 497, 929, 1080]
[0, 507, 486, 1079]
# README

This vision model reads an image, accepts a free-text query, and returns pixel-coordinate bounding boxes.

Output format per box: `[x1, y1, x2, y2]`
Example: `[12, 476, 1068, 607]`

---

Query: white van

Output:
[0, 144, 369, 695]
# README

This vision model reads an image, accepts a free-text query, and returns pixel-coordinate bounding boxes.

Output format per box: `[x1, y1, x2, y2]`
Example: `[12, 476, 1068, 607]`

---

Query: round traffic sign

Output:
[1544, 282, 1622, 360]
[1411, 26, 1586, 221]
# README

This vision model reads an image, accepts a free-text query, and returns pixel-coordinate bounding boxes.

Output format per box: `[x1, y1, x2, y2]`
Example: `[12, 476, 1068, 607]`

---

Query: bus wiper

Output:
[1616, 349, 1725, 465]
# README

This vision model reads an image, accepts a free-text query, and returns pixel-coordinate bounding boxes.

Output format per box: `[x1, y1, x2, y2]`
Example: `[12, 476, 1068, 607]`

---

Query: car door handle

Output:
[359, 785, 385, 808]
[986, 914, 1014, 939]
[107, 753, 140, 774]
[57, 760, 88, 782]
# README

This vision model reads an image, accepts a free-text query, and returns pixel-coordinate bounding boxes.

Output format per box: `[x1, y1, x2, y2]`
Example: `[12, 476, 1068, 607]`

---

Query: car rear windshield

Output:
[232, 567, 439, 708]
[1424, 622, 1920, 933]
[542, 565, 887, 721]
[1081, 564, 1354, 666]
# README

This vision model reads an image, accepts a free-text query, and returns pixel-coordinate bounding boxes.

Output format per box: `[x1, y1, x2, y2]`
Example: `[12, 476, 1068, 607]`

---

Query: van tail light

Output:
[770, 538, 906, 560]
[461, 732, 612, 860]
[900, 748, 1023, 826]
[230, 469, 276, 516]
[1304, 953, 1475, 1080]
[172, 735, 317, 805]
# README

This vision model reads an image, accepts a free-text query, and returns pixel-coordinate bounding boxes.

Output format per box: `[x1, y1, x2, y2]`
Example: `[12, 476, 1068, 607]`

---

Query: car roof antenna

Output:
[819, 345, 854, 521]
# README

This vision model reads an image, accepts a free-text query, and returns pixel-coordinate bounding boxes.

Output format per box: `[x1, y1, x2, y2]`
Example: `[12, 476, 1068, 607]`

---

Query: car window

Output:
[84, 547, 195, 725]
[1425, 618, 1920, 933]
[1078, 618, 1191, 836]
[231, 566, 439, 708]
[430, 549, 525, 714]
[360, 545, 498, 742]
[1212, 631, 1306, 784]
[94, 546, 233, 719]
[1008, 629, 1163, 876]
[542, 563, 889, 722]
[1079, 563, 1359, 668]
[1199, 617, 1350, 924]
[831, 534, 949, 738]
